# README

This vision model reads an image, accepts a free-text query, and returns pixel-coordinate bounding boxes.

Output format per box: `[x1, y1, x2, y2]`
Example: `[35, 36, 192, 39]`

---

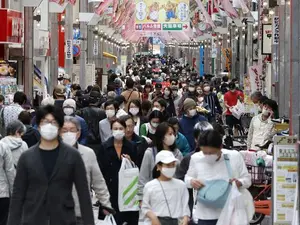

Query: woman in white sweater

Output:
[142, 150, 190, 225]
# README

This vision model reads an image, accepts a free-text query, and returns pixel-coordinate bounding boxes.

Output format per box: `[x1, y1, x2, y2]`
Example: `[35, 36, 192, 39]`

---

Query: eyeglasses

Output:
[40, 119, 59, 127]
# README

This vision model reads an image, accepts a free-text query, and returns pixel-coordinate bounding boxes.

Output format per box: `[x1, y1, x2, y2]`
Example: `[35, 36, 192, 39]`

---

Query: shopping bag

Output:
[230, 100, 245, 120]
[97, 215, 117, 225]
[118, 158, 140, 212]
[216, 183, 253, 225]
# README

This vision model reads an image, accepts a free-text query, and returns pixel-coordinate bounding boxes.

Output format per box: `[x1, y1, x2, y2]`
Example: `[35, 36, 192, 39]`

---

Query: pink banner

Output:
[194, 0, 216, 28]
[95, 0, 112, 16]
[68, 0, 76, 5]
[220, 0, 238, 18]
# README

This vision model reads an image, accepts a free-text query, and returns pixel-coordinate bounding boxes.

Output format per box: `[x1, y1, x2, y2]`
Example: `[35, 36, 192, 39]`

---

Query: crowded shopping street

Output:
[0, 0, 299, 225]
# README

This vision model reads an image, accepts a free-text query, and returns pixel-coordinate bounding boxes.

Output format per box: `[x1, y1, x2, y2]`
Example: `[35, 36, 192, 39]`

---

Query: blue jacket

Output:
[75, 115, 88, 145]
[179, 114, 207, 150]
[176, 132, 191, 156]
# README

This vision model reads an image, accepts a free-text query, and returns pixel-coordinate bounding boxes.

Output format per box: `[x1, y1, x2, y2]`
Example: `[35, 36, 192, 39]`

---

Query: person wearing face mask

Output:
[224, 82, 244, 135]
[60, 116, 113, 225]
[202, 83, 222, 123]
[97, 118, 138, 225]
[149, 83, 163, 100]
[1, 120, 28, 167]
[178, 82, 198, 116]
[179, 98, 207, 151]
[7, 105, 94, 225]
[62, 99, 88, 145]
[99, 100, 119, 143]
[114, 95, 128, 118]
[185, 130, 251, 225]
[128, 99, 148, 135]
[162, 87, 176, 117]
[196, 93, 211, 118]
[142, 150, 190, 225]
[247, 99, 277, 152]
[140, 110, 164, 143]
[138, 122, 183, 202]
[152, 98, 170, 121]
[171, 86, 182, 116]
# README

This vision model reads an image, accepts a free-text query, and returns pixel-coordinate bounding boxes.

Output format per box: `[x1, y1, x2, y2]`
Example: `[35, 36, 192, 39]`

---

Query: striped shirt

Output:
[204, 93, 222, 116]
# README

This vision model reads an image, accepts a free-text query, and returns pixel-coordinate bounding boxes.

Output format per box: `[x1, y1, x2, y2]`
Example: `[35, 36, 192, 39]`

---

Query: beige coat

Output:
[73, 144, 111, 217]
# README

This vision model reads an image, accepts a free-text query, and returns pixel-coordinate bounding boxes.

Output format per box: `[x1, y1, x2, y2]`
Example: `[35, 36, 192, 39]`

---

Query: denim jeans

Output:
[197, 219, 218, 225]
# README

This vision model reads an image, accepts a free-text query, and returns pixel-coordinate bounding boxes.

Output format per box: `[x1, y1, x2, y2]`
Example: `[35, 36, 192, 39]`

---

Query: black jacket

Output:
[22, 125, 40, 148]
[7, 142, 94, 225]
[97, 137, 137, 211]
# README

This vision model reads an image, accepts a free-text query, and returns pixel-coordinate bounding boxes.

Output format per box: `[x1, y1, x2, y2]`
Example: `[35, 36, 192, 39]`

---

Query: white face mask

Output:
[151, 122, 159, 128]
[62, 132, 77, 146]
[262, 108, 271, 116]
[112, 130, 125, 140]
[203, 86, 210, 92]
[164, 90, 171, 96]
[106, 110, 115, 118]
[161, 167, 176, 178]
[152, 107, 160, 112]
[189, 109, 197, 117]
[164, 135, 175, 146]
[63, 108, 74, 116]
[129, 108, 139, 116]
[198, 97, 204, 103]
[203, 154, 219, 164]
[40, 123, 58, 141]
[188, 87, 195, 92]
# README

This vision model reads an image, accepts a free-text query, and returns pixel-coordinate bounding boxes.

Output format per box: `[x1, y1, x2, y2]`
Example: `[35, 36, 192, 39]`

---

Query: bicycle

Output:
[247, 165, 272, 225]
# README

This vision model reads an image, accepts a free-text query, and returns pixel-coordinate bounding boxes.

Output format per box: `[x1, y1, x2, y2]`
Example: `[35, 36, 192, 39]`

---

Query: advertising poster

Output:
[248, 64, 262, 92]
[262, 24, 272, 55]
[273, 136, 298, 225]
[135, 0, 189, 31]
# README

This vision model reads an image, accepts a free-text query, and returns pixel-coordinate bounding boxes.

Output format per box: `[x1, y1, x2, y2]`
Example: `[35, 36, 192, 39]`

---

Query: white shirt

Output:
[142, 178, 190, 224]
[247, 114, 275, 151]
[134, 117, 140, 135]
[185, 149, 251, 220]
[3, 104, 24, 128]
[116, 109, 128, 118]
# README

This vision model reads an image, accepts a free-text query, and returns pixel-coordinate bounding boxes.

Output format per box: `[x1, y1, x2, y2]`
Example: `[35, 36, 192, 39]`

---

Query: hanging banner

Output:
[248, 64, 262, 92]
[222, 48, 232, 72]
[120, 55, 127, 75]
[273, 136, 298, 225]
[93, 40, 99, 56]
[66, 39, 73, 59]
[273, 16, 279, 45]
[199, 46, 204, 76]
[135, 0, 189, 31]
[262, 24, 272, 55]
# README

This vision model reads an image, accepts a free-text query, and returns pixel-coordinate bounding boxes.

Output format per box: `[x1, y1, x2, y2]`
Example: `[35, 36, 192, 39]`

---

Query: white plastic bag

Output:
[216, 183, 254, 225]
[230, 100, 245, 120]
[118, 158, 140, 212]
[97, 215, 117, 225]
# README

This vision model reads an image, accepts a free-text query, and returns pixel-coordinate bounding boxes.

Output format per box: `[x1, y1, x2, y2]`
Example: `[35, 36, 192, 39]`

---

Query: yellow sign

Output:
[135, 0, 189, 31]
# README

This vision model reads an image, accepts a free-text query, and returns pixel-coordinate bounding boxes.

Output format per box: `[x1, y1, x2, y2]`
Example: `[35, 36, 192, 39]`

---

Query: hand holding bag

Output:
[118, 158, 140, 212]
[97, 214, 117, 225]
[230, 100, 245, 119]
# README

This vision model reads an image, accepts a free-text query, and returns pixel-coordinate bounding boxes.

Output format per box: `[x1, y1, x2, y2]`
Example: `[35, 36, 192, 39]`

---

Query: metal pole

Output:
[79, 0, 87, 89]
[50, 13, 59, 94]
[239, 27, 246, 86]
[24, 7, 34, 100]
[231, 26, 237, 78]
[246, 22, 253, 70]
[65, 4, 73, 78]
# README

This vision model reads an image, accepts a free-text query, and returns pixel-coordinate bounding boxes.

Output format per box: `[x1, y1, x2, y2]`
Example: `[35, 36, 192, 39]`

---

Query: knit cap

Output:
[183, 98, 196, 112]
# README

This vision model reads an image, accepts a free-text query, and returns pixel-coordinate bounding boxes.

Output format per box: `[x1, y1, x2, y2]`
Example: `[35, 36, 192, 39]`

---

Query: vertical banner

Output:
[248, 64, 262, 92]
[66, 39, 73, 59]
[273, 136, 298, 225]
[199, 46, 204, 76]
[93, 40, 99, 56]
[135, 0, 189, 31]
[273, 16, 279, 45]
[120, 55, 127, 75]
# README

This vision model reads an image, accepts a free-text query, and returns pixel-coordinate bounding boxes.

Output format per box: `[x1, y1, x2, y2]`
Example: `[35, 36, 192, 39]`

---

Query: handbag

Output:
[157, 180, 179, 225]
[197, 154, 232, 208]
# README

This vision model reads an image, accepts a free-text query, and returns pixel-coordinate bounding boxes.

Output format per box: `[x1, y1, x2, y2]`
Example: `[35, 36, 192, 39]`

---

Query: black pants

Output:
[0, 198, 10, 225]
[198, 219, 218, 225]
[226, 115, 242, 135]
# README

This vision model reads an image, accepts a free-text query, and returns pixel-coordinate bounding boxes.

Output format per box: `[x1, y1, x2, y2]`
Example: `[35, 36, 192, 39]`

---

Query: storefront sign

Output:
[273, 136, 298, 224]
[248, 64, 262, 92]
[262, 24, 272, 55]
[66, 39, 73, 59]
[135, 0, 189, 31]
[0, 9, 23, 44]
[273, 16, 279, 45]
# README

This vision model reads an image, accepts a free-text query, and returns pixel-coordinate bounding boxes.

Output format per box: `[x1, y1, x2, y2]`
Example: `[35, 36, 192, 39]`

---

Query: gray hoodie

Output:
[1, 136, 28, 167]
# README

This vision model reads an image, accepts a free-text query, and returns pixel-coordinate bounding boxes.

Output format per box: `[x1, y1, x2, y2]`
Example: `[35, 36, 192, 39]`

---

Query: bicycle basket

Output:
[247, 165, 272, 185]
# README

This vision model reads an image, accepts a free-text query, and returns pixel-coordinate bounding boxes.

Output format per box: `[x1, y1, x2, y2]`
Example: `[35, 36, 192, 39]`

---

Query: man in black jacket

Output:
[7, 105, 94, 225]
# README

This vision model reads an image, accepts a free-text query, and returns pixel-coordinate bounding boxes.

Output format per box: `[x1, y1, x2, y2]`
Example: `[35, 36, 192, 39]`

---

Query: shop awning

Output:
[103, 52, 117, 63]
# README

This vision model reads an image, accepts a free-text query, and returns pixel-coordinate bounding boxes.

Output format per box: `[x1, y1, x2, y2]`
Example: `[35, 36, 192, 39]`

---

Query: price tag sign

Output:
[66, 39, 73, 59]
[93, 40, 99, 56]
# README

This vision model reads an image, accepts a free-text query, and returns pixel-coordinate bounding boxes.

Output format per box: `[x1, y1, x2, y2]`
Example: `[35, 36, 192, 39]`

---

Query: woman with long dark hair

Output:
[162, 86, 176, 117]
[128, 99, 147, 135]
[138, 122, 183, 200]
